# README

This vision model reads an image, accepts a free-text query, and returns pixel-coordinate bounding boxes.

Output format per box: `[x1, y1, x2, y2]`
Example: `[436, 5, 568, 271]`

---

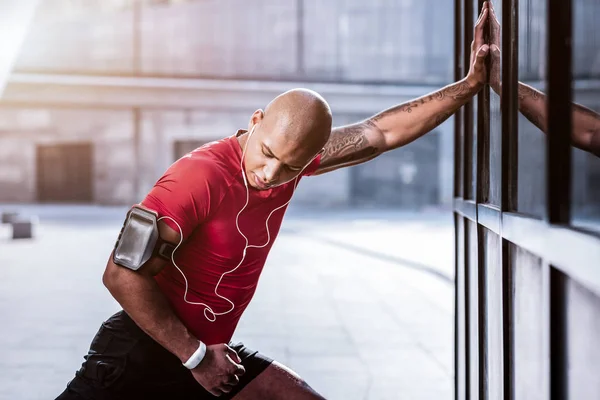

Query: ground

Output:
[0, 205, 454, 400]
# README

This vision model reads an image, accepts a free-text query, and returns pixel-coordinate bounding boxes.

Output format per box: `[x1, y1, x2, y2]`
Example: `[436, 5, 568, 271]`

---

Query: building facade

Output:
[0, 0, 455, 208]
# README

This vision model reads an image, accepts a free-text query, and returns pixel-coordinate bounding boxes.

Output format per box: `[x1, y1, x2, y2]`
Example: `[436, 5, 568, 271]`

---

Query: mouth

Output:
[253, 173, 270, 190]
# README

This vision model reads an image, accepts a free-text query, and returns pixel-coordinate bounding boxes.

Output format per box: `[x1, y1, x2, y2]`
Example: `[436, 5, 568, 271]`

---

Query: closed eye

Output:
[262, 148, 273, 158]
[262, 145, 303, 172]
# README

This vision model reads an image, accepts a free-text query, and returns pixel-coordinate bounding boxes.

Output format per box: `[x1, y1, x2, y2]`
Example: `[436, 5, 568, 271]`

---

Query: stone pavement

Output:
[0, 205, 454, 400]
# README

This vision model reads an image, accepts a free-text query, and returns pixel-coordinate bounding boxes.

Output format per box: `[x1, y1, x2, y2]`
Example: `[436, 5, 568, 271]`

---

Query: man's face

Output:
[242, 125, 319, 190]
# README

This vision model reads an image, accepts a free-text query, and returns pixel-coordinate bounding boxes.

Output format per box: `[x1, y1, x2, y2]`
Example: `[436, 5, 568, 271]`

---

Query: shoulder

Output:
[164, 137, 240, 188]
[142, 137, 239, 229]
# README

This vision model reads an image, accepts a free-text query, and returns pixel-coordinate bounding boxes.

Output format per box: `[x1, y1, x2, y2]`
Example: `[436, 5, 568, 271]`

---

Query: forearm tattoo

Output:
[434, 111, 453, 127]
[518, 84, 545, 128]
[518, 84, 542, 101]
[371, 81, 473, 121]
[319, 121, 382, 169]
[521, 107, 542, 127]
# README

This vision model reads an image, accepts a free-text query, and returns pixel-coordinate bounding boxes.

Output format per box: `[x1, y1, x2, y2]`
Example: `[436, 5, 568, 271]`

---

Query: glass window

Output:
[511, 245, 545, 400]
[515, 0, 548, 218]
[465, 0, 479, 201]
[570, 0, 600, 233]
[488, 1, 502, 206]
[567, 278, 600, 400]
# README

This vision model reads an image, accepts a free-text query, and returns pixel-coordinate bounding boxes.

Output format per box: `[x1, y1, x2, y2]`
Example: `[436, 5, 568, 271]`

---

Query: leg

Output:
[231, 361, 326, 400]
[55, 311, 208, 400]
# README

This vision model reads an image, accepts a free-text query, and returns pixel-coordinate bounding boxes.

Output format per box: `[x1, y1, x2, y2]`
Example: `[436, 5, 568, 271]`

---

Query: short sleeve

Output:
[301, 154, 322, 177]
[141, 156, 223, 239]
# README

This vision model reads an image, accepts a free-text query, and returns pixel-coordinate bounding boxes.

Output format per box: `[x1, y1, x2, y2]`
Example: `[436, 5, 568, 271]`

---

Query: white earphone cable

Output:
[158, 127, 300, 322]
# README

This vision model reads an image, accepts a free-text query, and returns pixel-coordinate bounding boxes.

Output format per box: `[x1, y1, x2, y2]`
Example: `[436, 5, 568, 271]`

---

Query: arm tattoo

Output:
[521, 107, 542, 127]
[319, 121, 382, 170]
[517, 84, 544, 128]
[372, 81, 472, 122]
[435, 111, 453, 127]
[518, 84, 542, 101]
[442, 81, 473, 100]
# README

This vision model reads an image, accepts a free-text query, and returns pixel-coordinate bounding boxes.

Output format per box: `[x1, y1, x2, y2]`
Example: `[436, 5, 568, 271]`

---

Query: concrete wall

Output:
[1, 0, 458, 208]
[0, 108, 134, 204]
[14, 0, 454, 84]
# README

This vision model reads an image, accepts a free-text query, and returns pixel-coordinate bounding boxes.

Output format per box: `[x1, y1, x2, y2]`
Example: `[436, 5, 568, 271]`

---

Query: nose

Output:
[263, 160, 282, 184]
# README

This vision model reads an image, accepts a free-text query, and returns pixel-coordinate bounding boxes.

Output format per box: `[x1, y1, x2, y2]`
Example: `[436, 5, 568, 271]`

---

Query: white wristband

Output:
[183, 341, 207, 369]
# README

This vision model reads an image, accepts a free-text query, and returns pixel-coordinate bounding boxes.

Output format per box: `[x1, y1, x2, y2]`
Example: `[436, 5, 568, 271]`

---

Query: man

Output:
[56, 3, 491, 399]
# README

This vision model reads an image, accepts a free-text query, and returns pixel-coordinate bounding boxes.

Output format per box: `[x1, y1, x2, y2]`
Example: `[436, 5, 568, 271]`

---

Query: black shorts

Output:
[55, 310, 273, 400]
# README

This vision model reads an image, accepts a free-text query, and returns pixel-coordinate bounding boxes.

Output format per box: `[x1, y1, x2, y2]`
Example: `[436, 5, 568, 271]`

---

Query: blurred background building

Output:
[0, 0, 455, 208]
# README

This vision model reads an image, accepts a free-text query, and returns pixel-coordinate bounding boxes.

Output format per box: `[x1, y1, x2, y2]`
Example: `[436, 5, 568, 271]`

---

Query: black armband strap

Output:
[154, 239, 176, 261]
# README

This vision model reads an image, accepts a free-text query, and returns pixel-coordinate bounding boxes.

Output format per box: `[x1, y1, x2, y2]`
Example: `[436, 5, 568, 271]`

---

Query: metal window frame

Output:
[454, 0, 600, 398]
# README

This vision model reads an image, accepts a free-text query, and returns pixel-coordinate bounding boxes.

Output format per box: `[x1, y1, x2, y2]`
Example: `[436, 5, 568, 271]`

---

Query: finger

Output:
[491, 6, 499, 25]
[233, 364, 246, 376]
[474, 9, 488, 46]
[476, 44, 490, 62]
[233, 362, 246, 376]
[219, 385, 233, 394]
[225, 354, 246, 376]
[224, 345, 243, 364]
[226, 374, 240, 386]
[473, 2, 487, 29]
[474, 6, 485, 27]
[476, 8, 489, 31]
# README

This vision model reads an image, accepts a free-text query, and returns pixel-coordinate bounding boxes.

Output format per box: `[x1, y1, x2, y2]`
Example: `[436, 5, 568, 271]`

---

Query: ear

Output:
[248, 109, 264, 132]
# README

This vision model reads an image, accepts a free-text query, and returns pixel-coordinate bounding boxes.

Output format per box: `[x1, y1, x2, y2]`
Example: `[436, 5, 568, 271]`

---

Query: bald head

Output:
[261, 88, 332, 152]
[240, 89, 332, 189]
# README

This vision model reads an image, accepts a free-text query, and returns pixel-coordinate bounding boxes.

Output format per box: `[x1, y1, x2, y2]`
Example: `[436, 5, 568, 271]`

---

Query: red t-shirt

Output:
[141, 131, 320, 345]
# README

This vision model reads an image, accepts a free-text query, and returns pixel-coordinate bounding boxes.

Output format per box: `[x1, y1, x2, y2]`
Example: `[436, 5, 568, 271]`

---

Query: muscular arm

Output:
[315, 78, 481, 175]
[102, 220, 198, 363]
[516, 82, 600, 157]
[314, 3, 492, 175]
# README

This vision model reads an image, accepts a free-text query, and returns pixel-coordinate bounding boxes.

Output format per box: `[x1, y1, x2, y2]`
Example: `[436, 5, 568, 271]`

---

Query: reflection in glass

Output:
[571, 0, 600, 232]
[488, 1, 502, 205]
[490, 0, 599, 223]
[515, 0, 547, 218]
[488, 1, 548, 216]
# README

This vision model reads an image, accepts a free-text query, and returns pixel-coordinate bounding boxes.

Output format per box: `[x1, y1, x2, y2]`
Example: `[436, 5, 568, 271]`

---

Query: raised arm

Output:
[488, 2, 600, 157]
[314, 2, 491, 175]
[509, 83, 600, 157]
